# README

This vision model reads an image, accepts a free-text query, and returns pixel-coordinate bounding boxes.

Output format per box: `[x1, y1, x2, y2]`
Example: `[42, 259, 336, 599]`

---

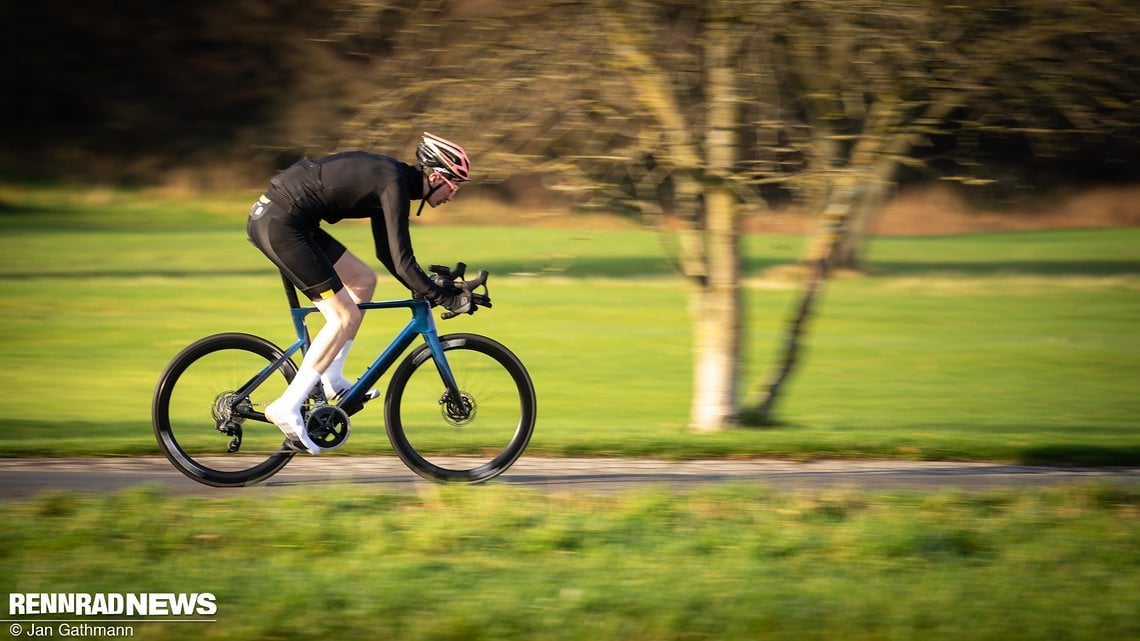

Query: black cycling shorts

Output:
[246, 196, 348, 301]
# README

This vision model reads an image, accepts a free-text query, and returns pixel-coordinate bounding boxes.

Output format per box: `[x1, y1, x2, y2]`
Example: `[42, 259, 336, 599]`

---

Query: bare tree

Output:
[769, 0, 1140, 271]
[741, 0, 1140, 422]
[332, 0, 1140, 429]
[336, 0, 787, 432]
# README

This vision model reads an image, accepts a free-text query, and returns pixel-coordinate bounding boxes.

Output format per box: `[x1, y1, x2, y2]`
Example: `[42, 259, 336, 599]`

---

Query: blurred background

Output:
[1, 0, 1138, 433]
[2, 7, 1137, 636]
[3, 0, 1137, 195]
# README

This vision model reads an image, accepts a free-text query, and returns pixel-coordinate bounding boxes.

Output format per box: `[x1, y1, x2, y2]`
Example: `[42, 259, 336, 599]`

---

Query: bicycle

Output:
[152, 263, 536, 487]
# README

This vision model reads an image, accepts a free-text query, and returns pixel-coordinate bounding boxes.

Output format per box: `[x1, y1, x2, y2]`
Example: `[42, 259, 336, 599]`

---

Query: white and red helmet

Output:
[416, 132, 471, 182]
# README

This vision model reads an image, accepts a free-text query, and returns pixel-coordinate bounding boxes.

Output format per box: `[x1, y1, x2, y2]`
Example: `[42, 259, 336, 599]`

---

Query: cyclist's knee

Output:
[348, 271, 377, 303]
[315, 289, 363, 334]
[334, 251, 376, 303]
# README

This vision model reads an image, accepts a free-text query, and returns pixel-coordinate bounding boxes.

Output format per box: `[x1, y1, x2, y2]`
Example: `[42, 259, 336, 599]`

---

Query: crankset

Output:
[306, 405, 352, 450]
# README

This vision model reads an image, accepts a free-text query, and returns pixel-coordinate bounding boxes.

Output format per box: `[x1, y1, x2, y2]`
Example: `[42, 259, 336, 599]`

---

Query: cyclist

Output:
[247, 132, 474, 453]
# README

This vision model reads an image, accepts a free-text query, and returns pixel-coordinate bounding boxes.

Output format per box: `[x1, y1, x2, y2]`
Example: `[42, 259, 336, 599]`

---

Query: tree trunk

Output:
[830, 97, 961, 269]
[830, 156, 898, 269]
[741, 176, 857, 424]
[688, 14, 741, 432]
[689, 185, 741, 432]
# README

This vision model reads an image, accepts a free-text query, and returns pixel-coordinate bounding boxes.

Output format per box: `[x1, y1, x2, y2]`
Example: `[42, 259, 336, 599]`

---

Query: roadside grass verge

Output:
[2, 483, 1137, 641]
[0, 185, 1137, 463]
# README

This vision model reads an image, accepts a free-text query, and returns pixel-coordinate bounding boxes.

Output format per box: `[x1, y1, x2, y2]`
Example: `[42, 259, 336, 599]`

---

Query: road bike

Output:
[152, 264, 536, 487]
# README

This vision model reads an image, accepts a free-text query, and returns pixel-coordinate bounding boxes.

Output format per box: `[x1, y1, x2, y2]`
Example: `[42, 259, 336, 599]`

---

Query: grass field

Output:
[0, 185, 1137, 463]
[1, 186, 1137, 641]
[1, 483, 1137, 640]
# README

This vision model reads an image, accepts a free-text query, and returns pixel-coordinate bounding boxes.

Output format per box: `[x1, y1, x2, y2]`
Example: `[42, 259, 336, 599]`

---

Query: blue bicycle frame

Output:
[237, 297, 459, 421]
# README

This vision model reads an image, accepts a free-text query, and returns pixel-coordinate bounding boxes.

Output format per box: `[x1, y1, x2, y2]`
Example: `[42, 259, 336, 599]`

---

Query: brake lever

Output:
[440, 269, 491, 320]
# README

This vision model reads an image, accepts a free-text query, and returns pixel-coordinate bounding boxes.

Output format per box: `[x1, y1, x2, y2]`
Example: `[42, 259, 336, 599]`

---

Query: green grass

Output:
[0, 185, 1137, 463]
[1, 187, 1137, 641]
[1, 483, 1137, 640]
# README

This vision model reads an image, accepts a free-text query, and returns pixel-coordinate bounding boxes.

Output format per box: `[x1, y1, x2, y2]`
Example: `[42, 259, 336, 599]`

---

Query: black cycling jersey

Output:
[255, 152, 445, 303]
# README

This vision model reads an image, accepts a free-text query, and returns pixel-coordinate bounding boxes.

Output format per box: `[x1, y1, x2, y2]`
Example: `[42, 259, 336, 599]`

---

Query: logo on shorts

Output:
[249, 195, 271, 220]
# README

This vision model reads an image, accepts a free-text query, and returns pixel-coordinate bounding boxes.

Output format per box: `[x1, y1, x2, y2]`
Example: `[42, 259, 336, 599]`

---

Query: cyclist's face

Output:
[425, 171, 459, 207]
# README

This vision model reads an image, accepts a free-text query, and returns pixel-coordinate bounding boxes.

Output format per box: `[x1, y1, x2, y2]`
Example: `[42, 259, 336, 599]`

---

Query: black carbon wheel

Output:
[152, 333, 296, 487]
[384, 333, 536, 483]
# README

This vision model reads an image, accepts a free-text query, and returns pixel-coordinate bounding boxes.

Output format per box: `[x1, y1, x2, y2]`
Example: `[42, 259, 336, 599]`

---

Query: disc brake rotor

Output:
[439, 391, 476, 428]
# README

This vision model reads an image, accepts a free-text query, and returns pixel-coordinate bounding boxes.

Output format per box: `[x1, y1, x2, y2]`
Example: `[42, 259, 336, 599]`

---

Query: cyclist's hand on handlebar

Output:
[431, 273, 457, 290]
[441, 291, 475, 318]
[431, 262, 492, 320]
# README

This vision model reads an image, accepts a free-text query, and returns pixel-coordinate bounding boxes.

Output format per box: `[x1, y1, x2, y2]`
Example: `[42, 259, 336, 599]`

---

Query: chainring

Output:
[305, 405, 352, 450]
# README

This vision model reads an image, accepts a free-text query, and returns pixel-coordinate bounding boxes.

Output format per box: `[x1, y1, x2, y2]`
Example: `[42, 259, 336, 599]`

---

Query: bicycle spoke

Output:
[386, 334, 535, 483]
[153, 333, 296, 486]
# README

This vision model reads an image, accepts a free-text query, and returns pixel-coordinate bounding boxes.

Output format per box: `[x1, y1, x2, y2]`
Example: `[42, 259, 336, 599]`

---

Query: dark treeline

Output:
[1, 0, 1137, 190]
[0, 0, 358, 182]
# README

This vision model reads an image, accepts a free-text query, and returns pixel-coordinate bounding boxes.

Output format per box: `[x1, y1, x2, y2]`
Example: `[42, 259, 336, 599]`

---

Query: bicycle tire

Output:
[385, 333, 536, 483]
[152, 332, 296, 487]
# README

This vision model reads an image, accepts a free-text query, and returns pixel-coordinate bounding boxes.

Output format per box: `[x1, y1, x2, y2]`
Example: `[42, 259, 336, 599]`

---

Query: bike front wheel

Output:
[385, 333, 536, 483]
[152, 332, 296, 487]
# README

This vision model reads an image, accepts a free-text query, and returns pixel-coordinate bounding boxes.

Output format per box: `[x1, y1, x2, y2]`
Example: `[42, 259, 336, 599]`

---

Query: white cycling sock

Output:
[265, 364, 321, 454]
[321, 340, 353, 398]
[280, 364, 322, 410]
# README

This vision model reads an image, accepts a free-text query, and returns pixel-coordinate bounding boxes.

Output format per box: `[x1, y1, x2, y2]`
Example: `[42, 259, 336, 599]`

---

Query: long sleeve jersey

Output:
[265, 152, 442, 301]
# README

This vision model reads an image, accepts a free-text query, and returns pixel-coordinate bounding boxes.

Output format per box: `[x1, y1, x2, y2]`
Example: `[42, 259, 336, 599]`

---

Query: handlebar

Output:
[430, 262, 493, 319]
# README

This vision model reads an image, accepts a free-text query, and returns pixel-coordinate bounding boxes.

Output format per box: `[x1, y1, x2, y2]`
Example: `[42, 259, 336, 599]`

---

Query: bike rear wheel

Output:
[152, 333, 296, 487]
[385, 333, 536, 483]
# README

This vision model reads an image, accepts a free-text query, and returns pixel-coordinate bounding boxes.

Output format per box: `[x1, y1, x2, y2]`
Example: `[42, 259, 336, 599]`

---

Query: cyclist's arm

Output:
[373, 181, 448, 303]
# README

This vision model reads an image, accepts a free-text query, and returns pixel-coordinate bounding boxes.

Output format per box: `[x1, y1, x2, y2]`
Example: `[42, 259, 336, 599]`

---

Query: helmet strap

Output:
[418, 182, 445, 216]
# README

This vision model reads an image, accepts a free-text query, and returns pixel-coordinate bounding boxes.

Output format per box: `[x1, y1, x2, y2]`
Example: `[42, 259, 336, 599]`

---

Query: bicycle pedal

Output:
[283, 439, 324, 454]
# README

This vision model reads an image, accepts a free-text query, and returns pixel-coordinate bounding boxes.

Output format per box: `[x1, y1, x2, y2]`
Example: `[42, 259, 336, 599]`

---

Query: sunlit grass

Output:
[1, 483, 1137, 640]
[0, 185, 1136, 463]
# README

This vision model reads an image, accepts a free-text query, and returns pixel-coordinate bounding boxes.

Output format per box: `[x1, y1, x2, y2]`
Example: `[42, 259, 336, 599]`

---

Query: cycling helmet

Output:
[416, 132, 471, 182]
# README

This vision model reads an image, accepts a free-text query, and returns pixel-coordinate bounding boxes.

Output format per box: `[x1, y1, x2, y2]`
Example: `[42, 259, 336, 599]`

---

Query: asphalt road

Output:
[1, 456, 1136, 500]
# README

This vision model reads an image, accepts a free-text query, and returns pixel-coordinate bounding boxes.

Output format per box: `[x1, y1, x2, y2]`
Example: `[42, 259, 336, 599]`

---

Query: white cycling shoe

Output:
[265, 400, 321, 455]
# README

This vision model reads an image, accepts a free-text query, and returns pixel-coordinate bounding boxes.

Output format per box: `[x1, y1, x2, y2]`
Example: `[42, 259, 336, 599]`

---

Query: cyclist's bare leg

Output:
[266, 288, 362, 453]
[322, 251, 378, 398]
[307, 289, 363, 371]
[333, 250, 377, 305]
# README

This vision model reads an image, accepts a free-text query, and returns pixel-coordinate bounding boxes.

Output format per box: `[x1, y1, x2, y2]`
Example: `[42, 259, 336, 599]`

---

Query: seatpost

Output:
[280, 271, 302, 310]
[279, 271, 314, 349]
